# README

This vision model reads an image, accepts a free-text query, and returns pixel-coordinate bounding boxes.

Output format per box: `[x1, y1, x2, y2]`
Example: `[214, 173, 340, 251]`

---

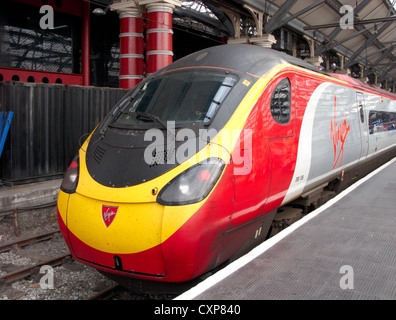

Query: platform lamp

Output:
[93, 6, 110, 16]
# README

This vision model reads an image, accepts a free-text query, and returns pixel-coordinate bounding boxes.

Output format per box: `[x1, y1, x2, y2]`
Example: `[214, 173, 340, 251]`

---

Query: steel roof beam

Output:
[203, 1, 236, 36]
[327, 0, 395, 65]
[266, 0, 325, 34]
[264, 0, 297, 34]
[345, 20, 393, 68]
[174, 6, 231, 35]
[304, 15, 396, 30]
[365, 46, 396, 76]
[364, 43, 396, 59]
[323, 0, 372, 15]
[322, 0, 372, 17]
[316, 0, 372, 55]
[316, 0, 395, 79]
[237, 0, 395, 80]
[378, 65, 396, 82]
[361, 43, 396, 80]
[316, 24, 375, 55]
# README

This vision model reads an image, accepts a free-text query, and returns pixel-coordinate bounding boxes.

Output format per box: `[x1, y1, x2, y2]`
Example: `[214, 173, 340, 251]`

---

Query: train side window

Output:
[270, 78, 291, 124]
[359, 102, 364, 123]
[369, 110, 396, 134]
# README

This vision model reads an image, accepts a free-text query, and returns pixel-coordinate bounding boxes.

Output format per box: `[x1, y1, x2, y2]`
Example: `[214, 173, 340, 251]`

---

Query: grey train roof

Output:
[161, 44, 327, 77]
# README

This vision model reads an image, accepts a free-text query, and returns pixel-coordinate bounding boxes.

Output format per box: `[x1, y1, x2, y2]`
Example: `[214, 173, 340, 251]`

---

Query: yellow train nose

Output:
[66, 193, 165, 254]
[57, 190, 166, 276]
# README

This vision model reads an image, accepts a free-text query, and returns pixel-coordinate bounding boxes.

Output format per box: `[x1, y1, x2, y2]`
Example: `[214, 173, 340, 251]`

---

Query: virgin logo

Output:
[330, 95, 350, 170]
[102, 205, 118, 228]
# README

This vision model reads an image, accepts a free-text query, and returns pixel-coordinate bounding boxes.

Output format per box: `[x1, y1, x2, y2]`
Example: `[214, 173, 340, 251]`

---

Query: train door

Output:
[215, 75, 295, 267]
[357, 92, 369, 161]
[228, 75, 296, 225]
[267, 75, 297, 207]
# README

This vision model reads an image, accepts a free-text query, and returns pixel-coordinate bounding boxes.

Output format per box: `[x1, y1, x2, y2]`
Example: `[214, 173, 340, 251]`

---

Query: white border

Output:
[281, 82, 331, 205]
[175, 156, 396, 300]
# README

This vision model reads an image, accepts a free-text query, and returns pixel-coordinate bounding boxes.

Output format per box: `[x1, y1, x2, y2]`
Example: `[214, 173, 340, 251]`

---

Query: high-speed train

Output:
[57, 44, 396, 292]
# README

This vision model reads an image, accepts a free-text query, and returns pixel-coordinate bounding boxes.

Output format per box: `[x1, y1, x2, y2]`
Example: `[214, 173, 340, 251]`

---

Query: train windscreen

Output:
[111, 70, 237, 128]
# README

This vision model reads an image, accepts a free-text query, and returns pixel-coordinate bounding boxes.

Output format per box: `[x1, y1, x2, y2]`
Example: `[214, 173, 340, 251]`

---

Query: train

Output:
[57, 44, 396, 293]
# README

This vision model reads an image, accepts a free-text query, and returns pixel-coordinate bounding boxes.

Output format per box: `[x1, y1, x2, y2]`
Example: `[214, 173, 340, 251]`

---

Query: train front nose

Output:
[58, 190, 167, 277]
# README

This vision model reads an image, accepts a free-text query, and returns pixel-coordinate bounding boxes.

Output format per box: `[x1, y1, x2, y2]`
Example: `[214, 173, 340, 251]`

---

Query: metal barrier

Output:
[0, 82, 128, 184]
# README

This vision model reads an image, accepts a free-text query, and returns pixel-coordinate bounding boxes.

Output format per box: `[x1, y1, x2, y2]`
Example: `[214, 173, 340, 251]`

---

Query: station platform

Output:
[176, 157, 396, 300]
[0, 178, 61, 215]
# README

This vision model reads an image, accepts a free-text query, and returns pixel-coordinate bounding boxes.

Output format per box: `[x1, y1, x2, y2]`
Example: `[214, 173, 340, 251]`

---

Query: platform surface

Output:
[176, 157, 396, 300]
[0, 179, 61, 213]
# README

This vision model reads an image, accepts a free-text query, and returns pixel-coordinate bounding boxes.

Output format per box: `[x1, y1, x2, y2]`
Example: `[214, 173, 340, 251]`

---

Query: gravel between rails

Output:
[0, 234, 119, 300]
[0, 206, 120, 300]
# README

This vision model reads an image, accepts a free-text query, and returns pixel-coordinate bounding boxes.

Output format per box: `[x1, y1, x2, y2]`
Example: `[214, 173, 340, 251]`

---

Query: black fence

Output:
[0, 81, 128, 184]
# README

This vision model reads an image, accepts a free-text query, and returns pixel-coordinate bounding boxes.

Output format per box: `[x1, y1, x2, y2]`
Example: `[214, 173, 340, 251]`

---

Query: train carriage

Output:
[57, 44, 396, 292]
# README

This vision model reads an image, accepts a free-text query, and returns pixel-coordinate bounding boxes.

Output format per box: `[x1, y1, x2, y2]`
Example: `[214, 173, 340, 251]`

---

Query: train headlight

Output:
[157, 158, 225, 206]
[60, 155, 80, 194]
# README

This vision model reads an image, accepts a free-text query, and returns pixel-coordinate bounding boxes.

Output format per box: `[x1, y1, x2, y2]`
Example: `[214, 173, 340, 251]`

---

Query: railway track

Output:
[0, 230, 60, 253]
[0, 225, 168, 300]
[0, 222, 119, 300]
[0, 230, 71, 284]
[0, 252, 71, 284]
[85, 284, 127, 300]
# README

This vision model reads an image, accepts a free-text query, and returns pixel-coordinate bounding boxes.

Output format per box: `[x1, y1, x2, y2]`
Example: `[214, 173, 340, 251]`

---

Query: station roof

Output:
[185, 0, 396, 82]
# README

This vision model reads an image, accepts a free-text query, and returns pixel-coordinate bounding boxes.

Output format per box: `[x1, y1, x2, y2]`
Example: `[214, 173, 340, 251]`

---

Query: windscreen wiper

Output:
[136, 111, 175, 136]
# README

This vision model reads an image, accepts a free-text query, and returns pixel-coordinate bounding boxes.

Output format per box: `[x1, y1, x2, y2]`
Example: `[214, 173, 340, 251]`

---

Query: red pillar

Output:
[119, 10, 145, 89]
[82, 0, 90, 86]
[145, 4, 175, 76]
